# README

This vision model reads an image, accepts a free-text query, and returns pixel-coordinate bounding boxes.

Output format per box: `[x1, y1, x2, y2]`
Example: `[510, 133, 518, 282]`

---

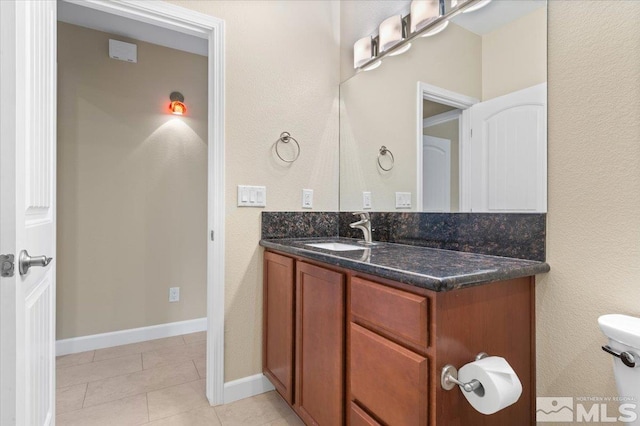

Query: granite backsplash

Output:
[262, 212, 546, 261]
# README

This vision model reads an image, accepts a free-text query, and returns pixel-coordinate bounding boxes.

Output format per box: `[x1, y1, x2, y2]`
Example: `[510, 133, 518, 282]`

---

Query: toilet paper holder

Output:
[441, 352, 488, 392]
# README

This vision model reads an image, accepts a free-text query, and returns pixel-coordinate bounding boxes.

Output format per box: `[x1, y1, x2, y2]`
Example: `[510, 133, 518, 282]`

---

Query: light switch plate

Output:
[363, 192, 372, 209]
[302, 189, 313, 209]
[237, 185, 266, 207]
[395, 192, 411, 209]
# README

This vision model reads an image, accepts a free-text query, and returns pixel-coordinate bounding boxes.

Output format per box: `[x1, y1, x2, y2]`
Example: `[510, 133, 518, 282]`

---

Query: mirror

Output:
[340, 0, 547, 212]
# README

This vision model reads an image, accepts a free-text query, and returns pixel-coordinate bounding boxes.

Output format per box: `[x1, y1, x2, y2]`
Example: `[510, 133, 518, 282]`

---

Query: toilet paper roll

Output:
[457, 356, 523, 415]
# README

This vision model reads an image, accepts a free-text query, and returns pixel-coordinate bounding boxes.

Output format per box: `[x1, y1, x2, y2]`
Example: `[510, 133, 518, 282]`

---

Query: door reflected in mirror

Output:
[339, 0, 547, 213]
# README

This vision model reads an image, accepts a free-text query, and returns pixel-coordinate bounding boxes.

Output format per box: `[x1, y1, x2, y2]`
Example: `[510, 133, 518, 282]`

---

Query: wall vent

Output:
[108, 39, 137, 63]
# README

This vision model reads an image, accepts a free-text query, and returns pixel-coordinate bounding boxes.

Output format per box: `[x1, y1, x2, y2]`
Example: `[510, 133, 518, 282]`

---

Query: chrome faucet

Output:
[349, 211, 373, 244]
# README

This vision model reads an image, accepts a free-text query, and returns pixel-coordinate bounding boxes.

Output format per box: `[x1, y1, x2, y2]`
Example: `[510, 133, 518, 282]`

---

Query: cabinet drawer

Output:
[350, 323, 428, 426]
[351, 277, 429, 349]
[349, 402, 381, 426]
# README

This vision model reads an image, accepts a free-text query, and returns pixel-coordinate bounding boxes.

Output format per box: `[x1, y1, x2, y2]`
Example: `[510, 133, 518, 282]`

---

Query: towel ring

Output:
[275, 132, 300, 163]
[377, 145, 394, 171]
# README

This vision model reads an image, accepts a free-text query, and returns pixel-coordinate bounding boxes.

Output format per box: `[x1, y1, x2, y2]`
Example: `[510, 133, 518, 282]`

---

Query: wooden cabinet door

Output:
[263, 252, 295, 404]
[296, 262, 345, 426]
[350, 323, 428, 426]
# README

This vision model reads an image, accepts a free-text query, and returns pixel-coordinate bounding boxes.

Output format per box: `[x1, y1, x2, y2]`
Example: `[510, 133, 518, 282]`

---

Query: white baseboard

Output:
[56, 317, 207, 356]
[223, 373, 275, 404]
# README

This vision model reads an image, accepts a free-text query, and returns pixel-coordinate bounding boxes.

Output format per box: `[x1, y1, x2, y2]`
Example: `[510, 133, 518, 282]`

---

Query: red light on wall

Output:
[169, 91, 186, 115]
[170, 100, 186, 115]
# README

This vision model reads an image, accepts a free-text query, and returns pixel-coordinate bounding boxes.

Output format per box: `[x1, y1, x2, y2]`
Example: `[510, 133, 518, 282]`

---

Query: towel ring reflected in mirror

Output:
[377, 145, 395, 171]
[275, 132, 300, 163]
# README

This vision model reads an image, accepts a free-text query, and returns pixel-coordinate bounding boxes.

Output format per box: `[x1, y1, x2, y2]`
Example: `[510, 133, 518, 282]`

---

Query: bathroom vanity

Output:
[260, 238, 549, 426]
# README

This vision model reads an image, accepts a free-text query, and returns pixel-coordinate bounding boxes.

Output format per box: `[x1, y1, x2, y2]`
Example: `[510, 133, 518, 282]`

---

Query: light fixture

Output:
[388, 43, 412, 56]
[462, 0, 492, 13]
[352, 0, 486, 71]
[421, 20, 449, 37]
[410, 0, 440, 33]
[169, 91, 186, 115]
[362, 60, 382, 72]
[353, 36, 375, 69]
[378, 15, 404, 53]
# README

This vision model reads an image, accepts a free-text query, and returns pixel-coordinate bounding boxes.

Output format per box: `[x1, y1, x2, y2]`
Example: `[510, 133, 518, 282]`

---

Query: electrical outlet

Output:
[395, 192, 412, 209]
[302, 189, 313, 209]
[363, 191, 372, 209]
[169, 287, 180, 303]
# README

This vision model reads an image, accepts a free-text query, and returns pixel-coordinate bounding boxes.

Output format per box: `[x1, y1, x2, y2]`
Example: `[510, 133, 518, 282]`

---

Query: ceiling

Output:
[451, 0, 547, 35]
[57, 0, 208, 56]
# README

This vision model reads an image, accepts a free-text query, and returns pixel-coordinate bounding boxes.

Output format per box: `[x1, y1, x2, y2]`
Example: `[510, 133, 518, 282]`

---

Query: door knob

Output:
[19, 250, 52, 276]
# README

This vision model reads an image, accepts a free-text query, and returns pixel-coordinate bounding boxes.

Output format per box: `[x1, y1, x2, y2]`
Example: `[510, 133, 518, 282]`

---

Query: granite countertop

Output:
[259, 237, 550, 292]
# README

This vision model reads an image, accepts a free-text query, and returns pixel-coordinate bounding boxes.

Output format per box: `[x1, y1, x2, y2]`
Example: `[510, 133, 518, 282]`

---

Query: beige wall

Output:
[165, 0, 340, 382]
[482, 6, 547, 100]
[339, 23, 481, 211]
[537, 0, 640, 404]
[57, 23, 208, 339]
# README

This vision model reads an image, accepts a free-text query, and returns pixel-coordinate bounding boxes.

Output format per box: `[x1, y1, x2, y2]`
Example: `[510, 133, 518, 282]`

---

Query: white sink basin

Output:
[305, 242, 365, 251]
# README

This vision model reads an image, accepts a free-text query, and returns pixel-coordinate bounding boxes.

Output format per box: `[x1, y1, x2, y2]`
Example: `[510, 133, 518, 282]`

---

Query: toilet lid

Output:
[599, 314, 640, 348]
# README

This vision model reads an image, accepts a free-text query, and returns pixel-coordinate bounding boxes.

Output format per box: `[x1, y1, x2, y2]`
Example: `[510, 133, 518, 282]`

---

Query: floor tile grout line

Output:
[145, 392, 150, 423]
[81, 382, 88, 409]
[93, 340, 188, 363]
[57, 361, 145, 390]
[57, 386, 144, 417]
[82, 372, 203, 410]
[62, 356, 202, 393]
[192, 359, 199, 379]
[143, 386, 211, 424]
[58, 336, 188, 365]
[56, 351, 143, 372]
[131, 376, 210, 423]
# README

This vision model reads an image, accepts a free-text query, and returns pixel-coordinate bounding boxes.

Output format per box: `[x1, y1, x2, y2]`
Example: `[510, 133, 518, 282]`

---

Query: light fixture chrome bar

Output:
[356, 0, 487, 71]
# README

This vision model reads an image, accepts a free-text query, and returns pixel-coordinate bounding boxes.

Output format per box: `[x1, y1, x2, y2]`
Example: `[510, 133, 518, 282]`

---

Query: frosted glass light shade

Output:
[379, 15, 404, 52]
[421, 20, 449, 37]
[362, 60, 382, 72]
[388, 43, 412, 57]
[410, 0, 440, 33]
[353, 36, 374, 69]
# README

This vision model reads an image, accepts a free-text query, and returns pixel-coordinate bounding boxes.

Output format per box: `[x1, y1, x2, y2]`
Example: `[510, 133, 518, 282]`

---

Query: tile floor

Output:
[56, 332, 303, 425]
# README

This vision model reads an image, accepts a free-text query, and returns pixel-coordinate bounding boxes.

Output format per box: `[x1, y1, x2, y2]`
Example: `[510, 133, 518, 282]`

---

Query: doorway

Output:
[54, 0, 225, 405]
[416, 82, 478, 212]
[0, 2, 225, 423]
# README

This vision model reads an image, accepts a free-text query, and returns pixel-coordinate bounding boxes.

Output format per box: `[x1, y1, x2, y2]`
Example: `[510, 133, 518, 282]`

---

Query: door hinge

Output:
[210, 230, 215, 241]
[1, 254, 15, 277]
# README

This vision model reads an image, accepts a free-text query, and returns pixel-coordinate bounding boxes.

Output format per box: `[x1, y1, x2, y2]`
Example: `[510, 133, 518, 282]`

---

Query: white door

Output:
[422, 136, 451, 212]
[465, 83, 547, 212]
[1, 1, 57, 425]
